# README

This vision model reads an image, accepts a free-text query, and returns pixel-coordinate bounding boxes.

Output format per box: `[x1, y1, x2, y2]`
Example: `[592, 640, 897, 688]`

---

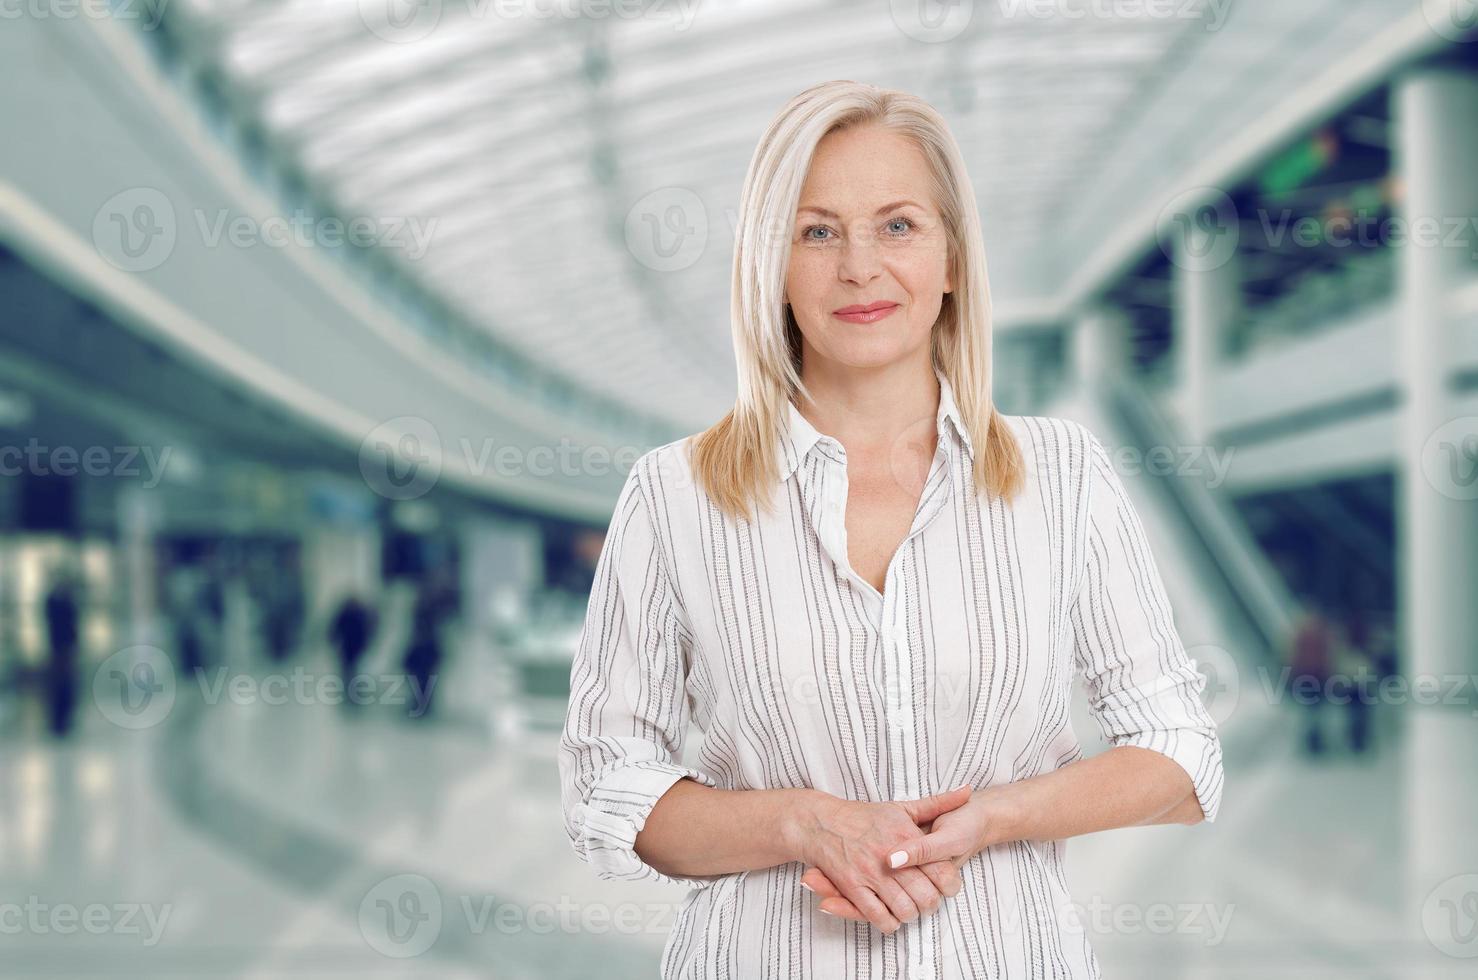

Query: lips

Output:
[833, 301, 899, 315]
[832, 301, 901, 325]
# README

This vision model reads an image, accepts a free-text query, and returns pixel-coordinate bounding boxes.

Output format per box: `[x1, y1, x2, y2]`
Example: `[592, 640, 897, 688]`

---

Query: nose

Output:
[837, 234, 882, 287]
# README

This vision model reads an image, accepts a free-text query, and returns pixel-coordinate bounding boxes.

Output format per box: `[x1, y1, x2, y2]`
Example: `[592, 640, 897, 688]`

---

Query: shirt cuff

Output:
[571, 760, 727, 888]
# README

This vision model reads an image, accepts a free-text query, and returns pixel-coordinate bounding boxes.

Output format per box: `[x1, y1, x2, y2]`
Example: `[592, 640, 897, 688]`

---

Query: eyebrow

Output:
[796, 200, 926, 219]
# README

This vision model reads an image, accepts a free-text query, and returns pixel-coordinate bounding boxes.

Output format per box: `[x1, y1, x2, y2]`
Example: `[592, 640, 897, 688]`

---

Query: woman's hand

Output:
[800, 788, 1001, 922]
[787, 785, 974, 934]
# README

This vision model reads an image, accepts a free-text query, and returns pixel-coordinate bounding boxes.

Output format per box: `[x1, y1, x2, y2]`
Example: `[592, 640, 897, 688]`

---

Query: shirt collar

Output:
[776, 366, 974, 483]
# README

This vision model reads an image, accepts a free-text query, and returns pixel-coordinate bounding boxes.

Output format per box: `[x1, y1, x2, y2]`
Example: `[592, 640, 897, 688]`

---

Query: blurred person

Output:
[400, 582, 442, 720]
[328, 591, 379, 692]
[165, 561, 207, 678]
[43, 564, 82, 736]
[558, 80, 1223, 980]
[1289, 599, 1338, 756]
[260, 566, 305, 664]
[1341, 603, 1376, 755]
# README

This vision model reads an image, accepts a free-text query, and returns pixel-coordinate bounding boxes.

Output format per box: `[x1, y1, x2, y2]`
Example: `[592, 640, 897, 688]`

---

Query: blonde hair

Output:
[688, 79, 1024, 522]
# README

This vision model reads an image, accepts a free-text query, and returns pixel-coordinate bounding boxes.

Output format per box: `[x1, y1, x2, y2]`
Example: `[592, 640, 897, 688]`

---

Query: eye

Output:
[802, 225, 834, 242]
[885, 216, 916, 235]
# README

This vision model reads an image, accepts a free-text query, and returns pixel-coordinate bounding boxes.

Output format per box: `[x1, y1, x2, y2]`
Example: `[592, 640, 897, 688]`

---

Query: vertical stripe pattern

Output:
[559, 367, 1225, 979]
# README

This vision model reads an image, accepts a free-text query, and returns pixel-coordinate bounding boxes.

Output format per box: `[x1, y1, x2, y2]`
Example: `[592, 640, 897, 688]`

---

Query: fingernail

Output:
[819, 907, 835, 916]
[889, 850, 907, 868]
[800, 881, 814, 893]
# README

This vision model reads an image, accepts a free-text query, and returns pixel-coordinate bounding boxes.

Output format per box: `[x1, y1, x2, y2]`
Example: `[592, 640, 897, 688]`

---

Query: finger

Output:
[918, 859, 962, 899]
[817, 895, 866, 920]
[872, 873, 922, 926]
[887, 826, 963, 871]
[898, 784, 973, 825]
[845, 885, 902, 935]
[893, 866, 945, 918]
[800, 867, 843, 899]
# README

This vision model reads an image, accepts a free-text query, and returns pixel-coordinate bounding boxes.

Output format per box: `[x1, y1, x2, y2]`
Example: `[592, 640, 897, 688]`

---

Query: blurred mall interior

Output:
[1, 0, 1477, 977]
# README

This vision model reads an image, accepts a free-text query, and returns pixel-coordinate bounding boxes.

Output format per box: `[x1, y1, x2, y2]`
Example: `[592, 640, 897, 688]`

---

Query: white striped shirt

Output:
[559, 366, 1224, 979]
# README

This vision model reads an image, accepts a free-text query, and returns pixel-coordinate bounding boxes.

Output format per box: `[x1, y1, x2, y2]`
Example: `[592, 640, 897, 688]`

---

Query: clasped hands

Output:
[790, 784, 995, 935]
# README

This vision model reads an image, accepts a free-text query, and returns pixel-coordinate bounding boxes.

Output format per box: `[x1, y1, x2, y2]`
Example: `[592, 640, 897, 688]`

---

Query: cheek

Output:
[894, 247, 950, 298]
[786, 253, 831, 304]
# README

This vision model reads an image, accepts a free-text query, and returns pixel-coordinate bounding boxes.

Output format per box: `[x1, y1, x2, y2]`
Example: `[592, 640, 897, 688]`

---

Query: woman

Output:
[559, 79, 1224, 979]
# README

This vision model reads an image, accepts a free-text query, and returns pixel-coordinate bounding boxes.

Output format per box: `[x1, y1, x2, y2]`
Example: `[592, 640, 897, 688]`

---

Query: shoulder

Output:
[620, 436, 700, 504]
[995, 412, 1101, 484]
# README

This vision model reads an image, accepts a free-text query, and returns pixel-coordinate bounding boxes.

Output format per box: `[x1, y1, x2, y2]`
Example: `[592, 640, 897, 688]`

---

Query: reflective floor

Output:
[0, 633, 1472, 980]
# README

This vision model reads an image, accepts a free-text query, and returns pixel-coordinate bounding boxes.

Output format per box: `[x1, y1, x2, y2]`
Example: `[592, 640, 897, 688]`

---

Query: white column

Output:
[1393, 66, 1478, 961]
[118, 484, 164, 649]
[1071, 304, 1133, 397]
[1172, 210, 1242, 445]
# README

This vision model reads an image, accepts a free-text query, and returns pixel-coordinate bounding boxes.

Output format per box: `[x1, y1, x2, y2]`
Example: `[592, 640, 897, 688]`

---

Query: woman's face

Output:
[785, 123, 953, 372]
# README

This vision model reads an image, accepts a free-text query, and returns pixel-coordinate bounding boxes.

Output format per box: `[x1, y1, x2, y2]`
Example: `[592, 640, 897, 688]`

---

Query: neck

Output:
[795, 356, 940, 456]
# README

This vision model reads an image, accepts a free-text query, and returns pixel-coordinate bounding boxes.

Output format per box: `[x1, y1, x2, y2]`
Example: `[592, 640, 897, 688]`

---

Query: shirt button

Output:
[909, 964, 935, 980]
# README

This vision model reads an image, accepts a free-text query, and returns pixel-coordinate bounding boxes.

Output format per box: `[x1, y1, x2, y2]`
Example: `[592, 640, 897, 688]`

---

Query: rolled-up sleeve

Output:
[1067, 427, 1225, 824]
[558, 454, 725, 888]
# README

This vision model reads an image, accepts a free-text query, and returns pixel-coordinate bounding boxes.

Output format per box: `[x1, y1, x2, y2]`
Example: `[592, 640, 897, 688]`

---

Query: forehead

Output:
[798, 125, 936, 212]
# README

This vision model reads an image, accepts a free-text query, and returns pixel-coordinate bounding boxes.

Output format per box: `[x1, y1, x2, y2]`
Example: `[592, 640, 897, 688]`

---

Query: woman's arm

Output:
[638, 779, 977, 934]
[634, 778, 823, 879]
[802, 747, 1202, 917]
[886, 745, 1201, 871]
[981, 744, 1205, 845]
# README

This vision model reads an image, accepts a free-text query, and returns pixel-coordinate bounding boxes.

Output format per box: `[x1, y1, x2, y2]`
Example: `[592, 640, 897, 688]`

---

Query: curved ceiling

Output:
[161, 0, 1419, 426]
